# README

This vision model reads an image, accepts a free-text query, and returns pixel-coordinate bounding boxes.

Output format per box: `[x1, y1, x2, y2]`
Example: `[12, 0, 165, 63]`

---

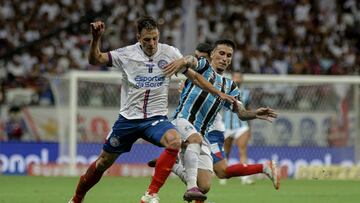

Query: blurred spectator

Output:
[0, 0, 358, 108]
[4, 106, 29, 141]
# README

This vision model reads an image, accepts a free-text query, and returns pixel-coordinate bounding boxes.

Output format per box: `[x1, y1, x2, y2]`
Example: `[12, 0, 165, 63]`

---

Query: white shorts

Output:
[172, 118, 214, 172]
[224, 126, 250, 140]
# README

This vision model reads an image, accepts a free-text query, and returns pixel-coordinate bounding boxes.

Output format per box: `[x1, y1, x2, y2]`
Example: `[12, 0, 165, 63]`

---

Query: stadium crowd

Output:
[0, 0, 359, 106]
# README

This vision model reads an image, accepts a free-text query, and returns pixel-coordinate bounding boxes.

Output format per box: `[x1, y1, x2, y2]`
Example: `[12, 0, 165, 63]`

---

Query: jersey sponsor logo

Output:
[158, 60, 168, 69]
[134, 75, 166, 88]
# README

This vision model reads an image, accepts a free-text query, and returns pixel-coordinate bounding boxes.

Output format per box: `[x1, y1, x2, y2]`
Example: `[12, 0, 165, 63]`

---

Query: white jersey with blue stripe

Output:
[173, 58, 241, 135]
[109, 42, 182, 119]
[224, 87, 250, 129]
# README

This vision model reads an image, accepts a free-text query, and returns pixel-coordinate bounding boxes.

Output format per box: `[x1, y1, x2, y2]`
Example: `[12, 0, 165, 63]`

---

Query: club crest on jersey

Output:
[109, 136, 120, 147]
[158, 60, 168, 69]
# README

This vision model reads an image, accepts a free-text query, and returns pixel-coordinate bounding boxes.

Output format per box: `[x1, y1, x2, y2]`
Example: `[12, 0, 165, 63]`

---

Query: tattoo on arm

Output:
[236, 102, 256, 120]
[238, 109, 256, 120]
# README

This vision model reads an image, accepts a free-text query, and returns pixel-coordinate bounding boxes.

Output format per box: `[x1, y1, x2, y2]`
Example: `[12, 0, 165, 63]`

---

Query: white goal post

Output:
[50, 71, 360, 176]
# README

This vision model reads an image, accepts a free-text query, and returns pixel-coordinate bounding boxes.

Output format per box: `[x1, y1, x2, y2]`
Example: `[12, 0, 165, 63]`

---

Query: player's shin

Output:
[225, 163, 263, 178]
[172, 161, 187, 184]
[73, 161, 104, 202]
[147, 148, 179, 194]
[183, 143, 201, 189]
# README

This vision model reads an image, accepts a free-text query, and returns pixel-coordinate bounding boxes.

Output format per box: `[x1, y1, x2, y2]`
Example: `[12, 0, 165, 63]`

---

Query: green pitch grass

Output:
[0, 176, 359, 203]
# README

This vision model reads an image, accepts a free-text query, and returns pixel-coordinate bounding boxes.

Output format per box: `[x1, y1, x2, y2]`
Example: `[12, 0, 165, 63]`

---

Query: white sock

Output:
[172, 162, 187, 185]
[183, 143, 201, 189]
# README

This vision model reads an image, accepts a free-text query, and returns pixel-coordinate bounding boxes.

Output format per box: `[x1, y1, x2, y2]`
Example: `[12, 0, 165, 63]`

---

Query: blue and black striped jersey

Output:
[173, 58, 241, 135]
[224, 87, 250, 129]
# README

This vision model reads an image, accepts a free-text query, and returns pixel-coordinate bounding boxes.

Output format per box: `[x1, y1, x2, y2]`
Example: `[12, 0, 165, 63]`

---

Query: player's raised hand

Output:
[90, 21, 105, 40]
[254, 107, 277, 122]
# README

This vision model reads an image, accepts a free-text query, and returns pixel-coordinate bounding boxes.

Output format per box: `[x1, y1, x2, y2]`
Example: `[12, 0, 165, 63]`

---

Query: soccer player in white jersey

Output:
[68, 16, 236, 203]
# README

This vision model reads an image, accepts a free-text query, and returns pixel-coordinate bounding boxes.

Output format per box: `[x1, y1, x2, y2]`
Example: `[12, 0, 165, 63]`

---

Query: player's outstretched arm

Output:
[88, 21, 109, 65]
[163, 55, 236, 104]
[185, 68, 237, 104]
[233, 102, 277, 122]
[163, 55, 197, 76]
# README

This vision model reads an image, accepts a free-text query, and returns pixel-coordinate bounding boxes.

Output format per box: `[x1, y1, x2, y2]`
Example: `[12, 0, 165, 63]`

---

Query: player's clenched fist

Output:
[90, 21, 105, 39]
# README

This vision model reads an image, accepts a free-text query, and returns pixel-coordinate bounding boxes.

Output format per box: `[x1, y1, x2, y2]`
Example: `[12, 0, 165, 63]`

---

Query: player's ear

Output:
[136, 33, 141, 42]
[210, 50, 215, 58]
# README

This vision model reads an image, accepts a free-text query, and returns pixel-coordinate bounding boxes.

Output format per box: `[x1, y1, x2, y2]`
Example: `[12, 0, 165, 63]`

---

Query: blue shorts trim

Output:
[206, 130, 226, 164]
[103, 115, 176, 154]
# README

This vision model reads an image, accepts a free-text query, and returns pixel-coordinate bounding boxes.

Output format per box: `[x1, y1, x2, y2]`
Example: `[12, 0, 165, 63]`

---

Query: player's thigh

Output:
[197, 168, 212, 194]
[236, 130, 251, 149]
[223, 136, 234, 153]
[141, 117, 181, 148]
[171, 118, 201, 143]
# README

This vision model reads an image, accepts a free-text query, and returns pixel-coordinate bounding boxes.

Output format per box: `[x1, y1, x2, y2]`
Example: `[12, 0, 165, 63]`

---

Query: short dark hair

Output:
[195, 43, 213, 56]
[9, 106, 21, 113]
[137, 16, 158, 33]
[214, 39, 236, 49]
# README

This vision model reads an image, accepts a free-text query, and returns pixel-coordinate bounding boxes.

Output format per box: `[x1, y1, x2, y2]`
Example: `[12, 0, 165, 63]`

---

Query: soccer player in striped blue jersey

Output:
[173, 56, 240, 136]
[164, 39, 278, 199]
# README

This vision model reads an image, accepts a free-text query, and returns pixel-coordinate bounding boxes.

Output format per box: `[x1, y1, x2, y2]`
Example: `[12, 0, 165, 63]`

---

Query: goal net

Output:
[50, 71, 360, 178]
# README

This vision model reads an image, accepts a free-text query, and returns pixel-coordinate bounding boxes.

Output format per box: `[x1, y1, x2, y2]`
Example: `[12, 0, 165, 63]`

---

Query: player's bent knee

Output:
[168, 139, 181, 149]
[186, 133, 203, 144]
[162, 130, 181, 149]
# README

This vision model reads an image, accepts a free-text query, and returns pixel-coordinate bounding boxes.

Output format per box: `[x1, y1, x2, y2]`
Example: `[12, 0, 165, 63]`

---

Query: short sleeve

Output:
[108, 47, 126, 69]
[170, 46, 183, 60]
[194, 57, 210, 74]
[223, 80, 243, 110]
